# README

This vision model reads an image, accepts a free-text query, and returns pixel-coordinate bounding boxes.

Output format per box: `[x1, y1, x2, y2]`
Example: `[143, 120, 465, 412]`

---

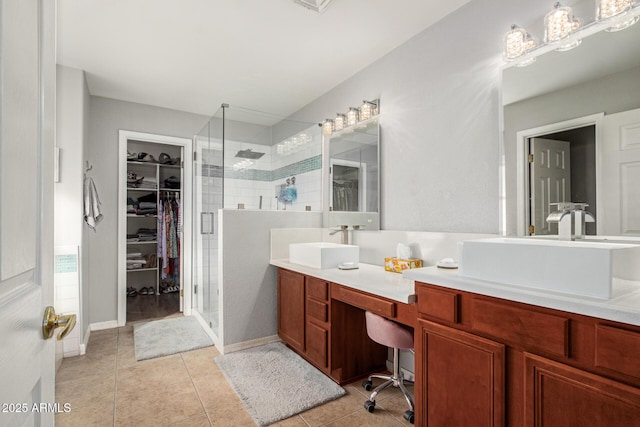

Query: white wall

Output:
[87, 96, 208, 323]
[54, 65, 90, 356]
[286, 0, 566, 233]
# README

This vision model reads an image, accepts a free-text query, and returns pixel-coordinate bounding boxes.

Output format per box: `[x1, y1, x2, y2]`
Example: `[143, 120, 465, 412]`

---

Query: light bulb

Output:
[503, 24, 538, 62]
[346, 108, 359, 126]
[334, 113, 346, 131]
[322, 119, 334, 136]
[544, 2, 582, 51]
[597, 0, 639, 31]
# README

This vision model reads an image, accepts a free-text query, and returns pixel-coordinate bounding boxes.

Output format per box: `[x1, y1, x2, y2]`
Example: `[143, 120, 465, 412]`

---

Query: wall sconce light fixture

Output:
[334, 113, 346, 131]
[321, 99, 380, 137]
[346, 107, 359, 126]
[597, 0, 639, 31]
[359, 100, 379, 121]
[503, 1, 639, 66]
[322, 119, 334, 136]
[544, 2, 582, 51]
[503, 24, 538, 66]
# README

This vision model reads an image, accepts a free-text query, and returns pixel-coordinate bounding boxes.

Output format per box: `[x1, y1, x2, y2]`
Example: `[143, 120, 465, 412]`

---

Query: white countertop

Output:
[403, 266, 640, 327]
[270, 259, 416, 304]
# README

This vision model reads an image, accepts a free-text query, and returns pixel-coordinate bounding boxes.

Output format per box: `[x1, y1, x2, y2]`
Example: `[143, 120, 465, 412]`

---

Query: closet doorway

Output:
[117, 130, 193, 325]
[330, 159, 366, 212]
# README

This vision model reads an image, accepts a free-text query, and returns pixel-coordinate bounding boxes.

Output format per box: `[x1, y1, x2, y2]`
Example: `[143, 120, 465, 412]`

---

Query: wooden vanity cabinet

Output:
[277, 268, 398, 384]
[415, 281, 640, 426]
[277, 268, 305, 353]
[305, 276, 330, 372]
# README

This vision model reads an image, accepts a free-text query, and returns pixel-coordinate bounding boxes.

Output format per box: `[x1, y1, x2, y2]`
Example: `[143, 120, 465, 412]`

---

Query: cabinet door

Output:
[278, 269, 305, 352]
[306, 321, 328, 369]
[416, 319, 505, 427]
[525, 353, 640, 427]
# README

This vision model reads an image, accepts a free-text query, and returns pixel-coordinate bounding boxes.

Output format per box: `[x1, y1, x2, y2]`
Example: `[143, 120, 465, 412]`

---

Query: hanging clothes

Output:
[158, 192, 181, 281]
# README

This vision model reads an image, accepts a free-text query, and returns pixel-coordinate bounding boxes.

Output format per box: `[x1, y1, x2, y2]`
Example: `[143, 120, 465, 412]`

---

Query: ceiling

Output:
[57, 0, 471, 119]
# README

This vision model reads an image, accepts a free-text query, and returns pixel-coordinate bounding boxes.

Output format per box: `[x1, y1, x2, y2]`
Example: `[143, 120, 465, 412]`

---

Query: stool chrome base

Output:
[362, 348, 415, 424]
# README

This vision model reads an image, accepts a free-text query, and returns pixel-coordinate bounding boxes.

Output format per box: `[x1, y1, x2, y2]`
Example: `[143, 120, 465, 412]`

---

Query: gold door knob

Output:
[42, 306, 76, 340]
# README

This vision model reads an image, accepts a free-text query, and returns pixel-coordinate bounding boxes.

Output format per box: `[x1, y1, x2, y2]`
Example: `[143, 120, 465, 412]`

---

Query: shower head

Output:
[235, 149, 265, 160]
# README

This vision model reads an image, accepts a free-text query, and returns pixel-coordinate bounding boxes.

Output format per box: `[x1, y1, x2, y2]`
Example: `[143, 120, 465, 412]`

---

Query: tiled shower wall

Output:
[223, 137, 322, 211]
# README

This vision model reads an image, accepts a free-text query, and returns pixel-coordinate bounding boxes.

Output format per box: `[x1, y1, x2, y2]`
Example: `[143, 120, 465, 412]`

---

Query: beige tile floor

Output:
[55, 322, 414, 426]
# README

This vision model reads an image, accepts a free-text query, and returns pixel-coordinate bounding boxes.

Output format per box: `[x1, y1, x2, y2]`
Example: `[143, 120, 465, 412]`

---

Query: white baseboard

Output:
[90, 320, 119, 331]
[222, 335, 281, 355]
[81, 325, 91, 355]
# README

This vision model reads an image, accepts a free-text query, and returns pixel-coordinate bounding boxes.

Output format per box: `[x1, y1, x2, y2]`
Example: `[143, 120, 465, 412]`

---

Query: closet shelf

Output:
[159, 188, 181, 192]
[127, 160, 158, 167]
[126, 241, 158, 245]
[127, 214, 158, 218]
[126, 267, 158, 273]
[127, 187, 158, 192]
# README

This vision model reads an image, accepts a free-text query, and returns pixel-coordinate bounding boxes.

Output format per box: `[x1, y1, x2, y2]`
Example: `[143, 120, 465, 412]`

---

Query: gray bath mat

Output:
[215, 342, 345, 426]
[134, 316, 213, 361]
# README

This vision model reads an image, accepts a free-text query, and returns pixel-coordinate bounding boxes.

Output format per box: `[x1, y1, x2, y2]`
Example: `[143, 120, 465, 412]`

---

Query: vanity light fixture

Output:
[321, 99, 380, 137]
[503, 24, 538, 66]
[346, 107, 359, 126]
[322, 119, 334, 136]
[544, 2, 582, 51]
[596, 0, 639, 31]
[359, 100, 379, 121]
[334, 113, 346, 131]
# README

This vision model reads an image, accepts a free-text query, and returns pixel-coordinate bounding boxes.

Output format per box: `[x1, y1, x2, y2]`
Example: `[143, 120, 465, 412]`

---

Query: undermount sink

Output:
[289, 242, 359, 269]
[458, 237, 640, 299]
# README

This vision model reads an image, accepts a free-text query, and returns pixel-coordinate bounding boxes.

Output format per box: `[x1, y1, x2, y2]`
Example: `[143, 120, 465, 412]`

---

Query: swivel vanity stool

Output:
[362, 311, 415, 424]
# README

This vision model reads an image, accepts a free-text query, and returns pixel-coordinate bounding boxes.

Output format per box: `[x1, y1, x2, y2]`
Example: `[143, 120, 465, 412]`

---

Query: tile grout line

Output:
[180, 352, 214, 427]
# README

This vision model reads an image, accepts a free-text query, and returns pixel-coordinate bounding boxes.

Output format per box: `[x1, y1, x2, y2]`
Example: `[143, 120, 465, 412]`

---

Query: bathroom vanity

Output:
[405, 267, 640, 426]
[272, 260, 415, 385]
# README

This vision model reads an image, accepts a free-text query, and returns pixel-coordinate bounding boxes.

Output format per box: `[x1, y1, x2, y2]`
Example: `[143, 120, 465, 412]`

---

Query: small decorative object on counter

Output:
[384, 257, 423, 273]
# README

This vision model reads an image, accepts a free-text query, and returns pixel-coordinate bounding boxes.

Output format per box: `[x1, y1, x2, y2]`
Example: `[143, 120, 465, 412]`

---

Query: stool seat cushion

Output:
[365, 311, 414, 350]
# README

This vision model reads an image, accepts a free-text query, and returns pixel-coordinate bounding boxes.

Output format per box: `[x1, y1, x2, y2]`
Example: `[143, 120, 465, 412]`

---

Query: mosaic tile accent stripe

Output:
[200, 155, 322, 181]
[271, 155, 322, 181]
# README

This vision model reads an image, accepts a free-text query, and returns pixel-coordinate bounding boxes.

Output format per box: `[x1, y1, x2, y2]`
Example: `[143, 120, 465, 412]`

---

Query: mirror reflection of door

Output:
[528, 125, 596, 236]
[330, 160, 366, 212]
[529, 138, 571, 235]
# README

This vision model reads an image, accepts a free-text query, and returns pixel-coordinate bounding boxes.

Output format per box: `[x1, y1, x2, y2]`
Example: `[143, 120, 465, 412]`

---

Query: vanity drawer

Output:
[331, 284, 396, 318]
[307, 298, 328, 323]
[417, 285, 459, 323]
[470, 298, 570, 358]
[307, 276, 329, 301]
[595, 324, 640, 380]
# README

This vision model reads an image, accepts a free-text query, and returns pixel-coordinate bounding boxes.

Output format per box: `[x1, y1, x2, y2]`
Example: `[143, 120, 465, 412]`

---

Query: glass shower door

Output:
[193, 117, 222, 337]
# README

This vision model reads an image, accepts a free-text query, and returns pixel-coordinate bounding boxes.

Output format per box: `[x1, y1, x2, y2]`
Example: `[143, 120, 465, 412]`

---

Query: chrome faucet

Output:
[330, 225, 349, 245]
[546, 202, 595, 241]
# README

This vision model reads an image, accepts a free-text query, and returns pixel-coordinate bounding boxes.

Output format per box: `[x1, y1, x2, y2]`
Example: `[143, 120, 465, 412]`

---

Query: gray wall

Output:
[286, 0, 558, 233]
[504, 65, 640, 234]
[221, 210, 323, 346]
[87, 97, 208, 323]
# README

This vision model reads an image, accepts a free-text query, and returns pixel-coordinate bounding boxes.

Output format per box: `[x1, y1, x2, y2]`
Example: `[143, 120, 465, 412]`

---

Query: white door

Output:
[600, 108, 640, 236]
[0, 1, 57, 426]
[530, 138, 571, 235]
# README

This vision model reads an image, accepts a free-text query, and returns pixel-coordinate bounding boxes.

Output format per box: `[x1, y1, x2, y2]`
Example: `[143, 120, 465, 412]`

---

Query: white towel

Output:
[84, 176, 103, 230]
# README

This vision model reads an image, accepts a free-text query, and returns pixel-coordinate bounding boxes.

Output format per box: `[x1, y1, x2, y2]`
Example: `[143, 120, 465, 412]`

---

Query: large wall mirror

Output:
[502, 20, 640, 237]
[325, 119, 380, 230]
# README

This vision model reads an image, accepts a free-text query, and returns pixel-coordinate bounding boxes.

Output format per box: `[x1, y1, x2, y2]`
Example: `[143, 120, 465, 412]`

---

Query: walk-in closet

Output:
[118, 131, 192, 324]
